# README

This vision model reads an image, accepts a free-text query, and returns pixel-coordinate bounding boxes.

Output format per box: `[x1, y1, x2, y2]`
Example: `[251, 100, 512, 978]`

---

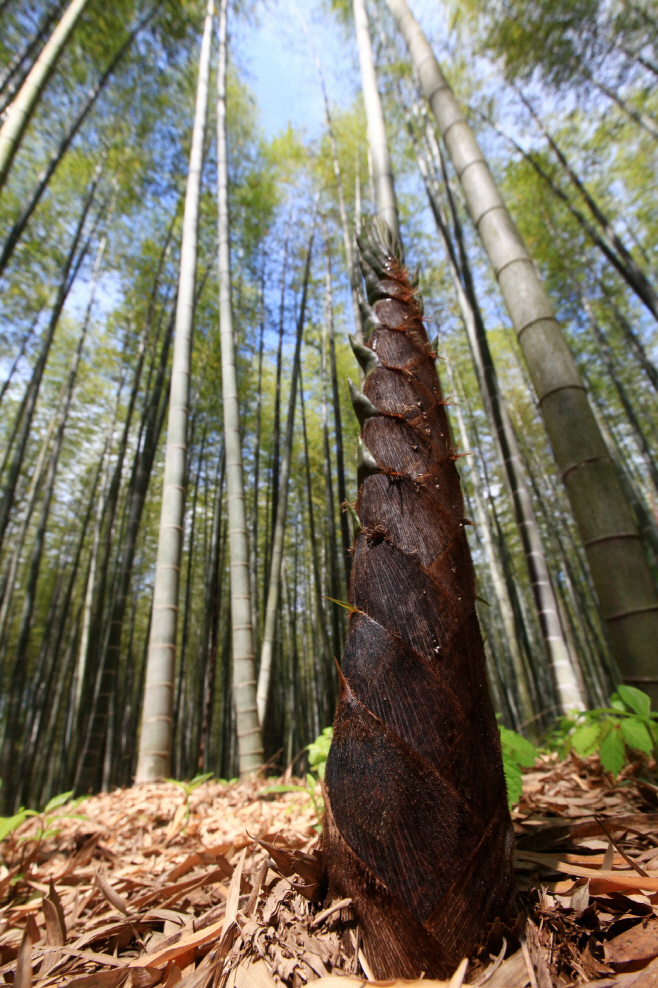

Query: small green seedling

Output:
[165, 772, 214, 831]
[262, 726, 334, 831]
[306, 726, 333, 780]
[263, 774, 325, 831]
[0, 790, 87, 855]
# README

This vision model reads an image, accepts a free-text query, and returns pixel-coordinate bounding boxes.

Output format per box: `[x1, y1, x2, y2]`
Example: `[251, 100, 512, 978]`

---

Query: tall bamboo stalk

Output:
[323, 229, 352, 587]
[0, 283, 91, 810]
[250, 270, 265, 653]
[516, 89, 658, 324]
[0, 169, 98, 553]
[598, 281, 658, 393]
[353, 0, 399, 239]
[485, 112, 658, 326]
[443, 353, 535, 726]
[74, 382, 122, 715]
[21, 471, 100, 803]
[0, 315, 39, 410]
[135, 0, 214, 783]
[0, 0, 90, 192]
[270, 218, 291, 565]
[0, 2, 65, 106]
[173, 424, 205, 775]
[582, 300, 658, 494]
[215, 0, 263, 776]
[76, 311, 174, 794]
[321, 300, 344, 658]
[197, 451, 224, 772]
[297, 12, 363, 344]
[386, 0, 658, 703]
[0, 8, 157, 277]
[299, 364, 334, 716]
[422, 122, 583, 712]
[257, 211, 317, 728]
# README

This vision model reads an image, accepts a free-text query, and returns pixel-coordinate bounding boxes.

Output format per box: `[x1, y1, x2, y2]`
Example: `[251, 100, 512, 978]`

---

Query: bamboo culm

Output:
[0, 167, 100, 555]
[136, 0, 214, 783]
[75, 308, 174, 794]
[0, 1, 65, 107]
[0, 0, 90, 192]
[323, 231, 352, 588]
[215, 0, 263, 776]
[353, 0, 399, 240]
[0, 7, 158, 278]
[409, 101, 583, 712]
[257, 210, 318, 729]
[0, 278, 93, 811]
[386, 0, 658, 704]
[444, 353, 536, 727]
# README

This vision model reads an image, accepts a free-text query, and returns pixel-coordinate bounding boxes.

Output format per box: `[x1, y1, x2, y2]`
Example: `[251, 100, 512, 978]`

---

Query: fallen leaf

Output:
[486, 949, 530, 988]
[605, 919, 658, 971]
[226, 956, 277, 988]
[132, 869, 227, 910]
[310, 980, 451, 988]
[68, 970, 130, 988]
[128, 969, 163, 987]
[24, 914, 40, 945]
[626, 954, 658, 986]
[15, 932, 32, 988]
[130, 920, 224, 971]
[42, 897, 65, 946]
[162, 964, 183, 987]
[96, 871, 130, 915]
[222, 847, 246, 942]
[251, 835, 324, 888]
[166, 804, 188, 841]
[516, 851, 658, 891]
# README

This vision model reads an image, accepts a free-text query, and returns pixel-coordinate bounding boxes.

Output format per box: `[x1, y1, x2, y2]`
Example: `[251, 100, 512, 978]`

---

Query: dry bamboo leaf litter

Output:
[0, 755, 657, 987]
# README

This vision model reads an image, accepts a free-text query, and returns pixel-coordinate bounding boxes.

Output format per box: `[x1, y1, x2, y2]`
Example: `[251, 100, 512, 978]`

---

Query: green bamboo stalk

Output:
[0, 7, 158, 278]
[323, 228, 352, 588]
[386, 0, 658, 704]
[215, 0, 263, 776]
[257, 209, 318, 728]
[0, 0, 90, 192]
[135, 0, 214, 782]
[353, 0, 399, 239]
[445, 353, 536, 727]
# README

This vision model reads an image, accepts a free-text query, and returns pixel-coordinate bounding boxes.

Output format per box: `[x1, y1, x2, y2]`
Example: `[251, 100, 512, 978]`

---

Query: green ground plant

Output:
[550, 686, 658, 777]
[499, 725, 538, 807]
[0, 790, 87, 844]
[0, 790, 87, 873]
[262, 727, 333, 830]
[164, 772, 214, 830]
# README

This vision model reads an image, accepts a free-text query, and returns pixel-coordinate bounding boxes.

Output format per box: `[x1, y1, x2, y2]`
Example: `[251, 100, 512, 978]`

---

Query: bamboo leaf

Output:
[322, 596, 359, 614]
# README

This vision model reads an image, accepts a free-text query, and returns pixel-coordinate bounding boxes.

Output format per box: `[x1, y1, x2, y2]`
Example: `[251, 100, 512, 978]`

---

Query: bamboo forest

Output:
[2, 0, 658, 982]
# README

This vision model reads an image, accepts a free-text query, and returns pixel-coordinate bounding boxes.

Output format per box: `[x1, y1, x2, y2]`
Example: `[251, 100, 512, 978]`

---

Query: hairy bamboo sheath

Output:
[324, 219, 517, 979]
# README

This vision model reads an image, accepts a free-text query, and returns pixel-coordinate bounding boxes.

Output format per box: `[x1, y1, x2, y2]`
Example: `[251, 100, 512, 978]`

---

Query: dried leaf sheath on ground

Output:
[323, 220, 518, 980]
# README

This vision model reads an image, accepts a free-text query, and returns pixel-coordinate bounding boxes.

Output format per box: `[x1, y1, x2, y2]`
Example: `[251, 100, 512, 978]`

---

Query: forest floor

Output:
[1, 753, 658, 988]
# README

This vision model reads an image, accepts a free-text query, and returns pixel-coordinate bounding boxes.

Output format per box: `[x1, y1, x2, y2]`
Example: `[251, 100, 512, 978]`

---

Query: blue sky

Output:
[235, 0, 444, 140]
